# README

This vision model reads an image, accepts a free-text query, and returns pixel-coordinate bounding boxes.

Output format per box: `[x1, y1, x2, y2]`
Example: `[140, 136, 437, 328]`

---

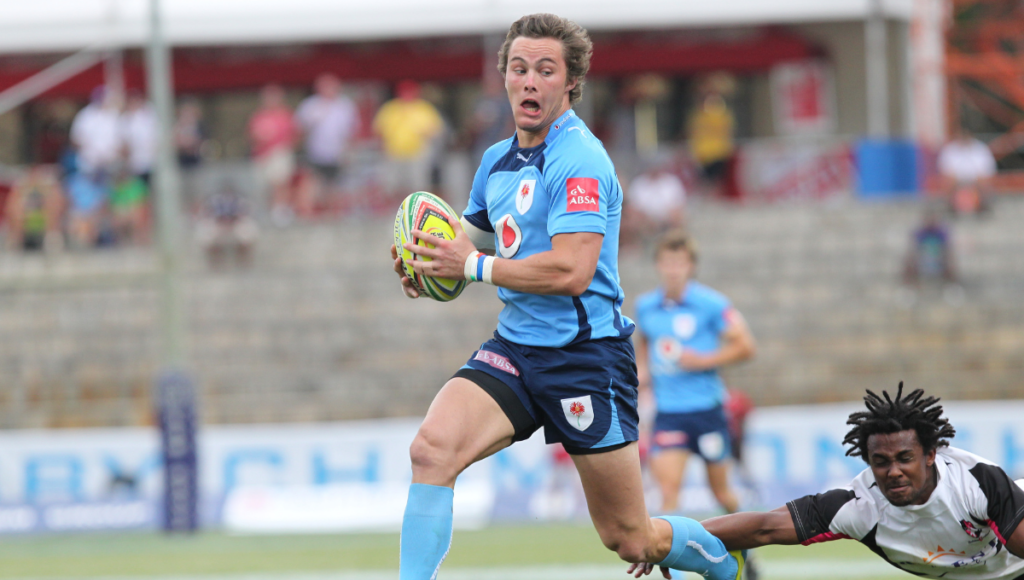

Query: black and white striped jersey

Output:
[787, 447, 1024, 580]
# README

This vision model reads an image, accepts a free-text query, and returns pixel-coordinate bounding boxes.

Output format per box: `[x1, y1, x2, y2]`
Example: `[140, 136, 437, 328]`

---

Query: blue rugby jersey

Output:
[463, 109, 634, 348]
[634, 282, 733, 413]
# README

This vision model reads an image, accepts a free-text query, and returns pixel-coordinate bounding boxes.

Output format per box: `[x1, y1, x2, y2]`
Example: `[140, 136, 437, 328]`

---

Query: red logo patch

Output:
[654, 430, 687, 447]
[566, 178, 599, 212]
[473, 350, 520, 376]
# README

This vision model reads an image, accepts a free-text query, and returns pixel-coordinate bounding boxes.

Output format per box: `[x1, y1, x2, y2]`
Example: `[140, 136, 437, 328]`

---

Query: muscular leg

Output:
[410, 377, 516, 486]
[401, 377, 516, 580]
[571, 443, 673, 563]
[574, 444, 744, 580]
[650, 448, 690, 513]
[706, 461, 739, 513]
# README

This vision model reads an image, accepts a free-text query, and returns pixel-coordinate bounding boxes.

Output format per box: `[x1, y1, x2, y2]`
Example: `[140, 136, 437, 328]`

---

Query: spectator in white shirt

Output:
[70, 86, 122, 181]
[623, 153, 687, 247]
[937, 130, 996, 215]
[296, 74, 358, 203]
[120, 90, 158, 185]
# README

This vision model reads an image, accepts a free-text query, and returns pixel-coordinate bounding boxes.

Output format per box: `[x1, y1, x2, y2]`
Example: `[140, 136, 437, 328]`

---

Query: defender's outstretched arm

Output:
[701, 506, 801, 551]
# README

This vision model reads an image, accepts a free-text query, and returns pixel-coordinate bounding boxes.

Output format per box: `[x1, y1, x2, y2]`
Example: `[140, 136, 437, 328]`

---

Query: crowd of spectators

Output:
[0, 69, 1005, 278]
[240, 76, 446, 226]
[0, 74, 741, 256]
[1, 86, 158, 252]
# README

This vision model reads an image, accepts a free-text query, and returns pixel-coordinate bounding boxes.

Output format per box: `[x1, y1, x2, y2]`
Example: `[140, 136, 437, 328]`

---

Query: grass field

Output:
[0, 524, 915, 580]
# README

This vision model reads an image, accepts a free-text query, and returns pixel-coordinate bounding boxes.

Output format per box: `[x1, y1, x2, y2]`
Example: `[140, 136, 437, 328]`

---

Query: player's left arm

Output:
[628, 508, 799, 579]
[679, 308, 756, 372]
[406, 146, 610, 296]
[489, 231, 601, 295]
[405, 218, 601, 296]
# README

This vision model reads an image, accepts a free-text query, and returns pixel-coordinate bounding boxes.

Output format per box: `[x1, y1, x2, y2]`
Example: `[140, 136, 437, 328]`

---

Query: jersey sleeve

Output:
[968, 462, 1024, 544]
[545, 145, 614, 237]
[787, 489, 859, 544]
[710, 297, 735, 337]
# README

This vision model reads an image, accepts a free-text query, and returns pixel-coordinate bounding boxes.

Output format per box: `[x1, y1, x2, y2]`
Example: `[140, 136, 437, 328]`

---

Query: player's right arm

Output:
[700, 506, 800, 550]
[628, 508, 799, 579]
[704, 484, 862, 550]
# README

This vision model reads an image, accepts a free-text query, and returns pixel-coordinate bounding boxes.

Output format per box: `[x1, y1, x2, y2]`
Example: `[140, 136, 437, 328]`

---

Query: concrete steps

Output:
[0, 195, 1021, 428]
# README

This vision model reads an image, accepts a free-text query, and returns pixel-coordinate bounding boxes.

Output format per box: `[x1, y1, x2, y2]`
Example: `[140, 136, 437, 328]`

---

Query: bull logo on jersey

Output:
[656, 337, 683, 361]
[960, 519, 984, 540]
[560, 395, 594, 431]
[516, 179, 535, 215]
[653, 337, 683, 376]
[495, 213, 522, 258]
[566, 177, 599, 212]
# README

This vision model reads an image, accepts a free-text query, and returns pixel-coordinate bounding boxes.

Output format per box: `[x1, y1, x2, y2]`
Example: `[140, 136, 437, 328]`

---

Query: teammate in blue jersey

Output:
[389, 13, 747, 580]
[634, 230, 756, 516]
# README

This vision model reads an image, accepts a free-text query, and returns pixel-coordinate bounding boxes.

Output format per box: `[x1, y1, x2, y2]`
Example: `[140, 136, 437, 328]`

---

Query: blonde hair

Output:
[655, 229, 699, 262]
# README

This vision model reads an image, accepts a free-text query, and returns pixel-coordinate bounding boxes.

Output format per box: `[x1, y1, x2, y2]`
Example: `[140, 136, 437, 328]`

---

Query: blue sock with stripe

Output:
[400, 484, 454, 580]
[655, 516, 741, 580]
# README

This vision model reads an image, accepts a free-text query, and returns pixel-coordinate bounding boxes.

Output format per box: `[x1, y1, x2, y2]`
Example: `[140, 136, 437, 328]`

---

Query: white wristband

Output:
[464, 252, 496, 285]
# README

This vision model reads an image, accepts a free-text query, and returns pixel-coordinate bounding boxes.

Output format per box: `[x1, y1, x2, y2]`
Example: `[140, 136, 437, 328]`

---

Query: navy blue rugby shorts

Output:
[455, 332, 640, 455]
[651, 406, 732, 463]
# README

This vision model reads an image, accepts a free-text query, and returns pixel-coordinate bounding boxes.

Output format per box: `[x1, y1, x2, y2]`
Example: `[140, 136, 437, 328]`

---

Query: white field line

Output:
[18, 559, 910, 580]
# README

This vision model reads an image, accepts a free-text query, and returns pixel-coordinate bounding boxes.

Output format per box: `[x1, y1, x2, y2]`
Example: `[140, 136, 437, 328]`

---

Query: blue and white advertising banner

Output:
[0, 401, 1020, 533]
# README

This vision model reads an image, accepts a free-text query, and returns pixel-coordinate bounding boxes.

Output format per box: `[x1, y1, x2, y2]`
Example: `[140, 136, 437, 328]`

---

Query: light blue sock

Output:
[655, 516, 741, 580]
[400, 483, 454, 580]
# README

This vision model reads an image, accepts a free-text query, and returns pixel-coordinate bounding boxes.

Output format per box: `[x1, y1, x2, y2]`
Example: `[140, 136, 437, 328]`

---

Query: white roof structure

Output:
[1, 0, 913, 54]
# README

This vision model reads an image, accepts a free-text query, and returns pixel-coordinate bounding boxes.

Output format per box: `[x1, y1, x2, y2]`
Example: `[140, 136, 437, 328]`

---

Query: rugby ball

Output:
[393, 191, 468, 302]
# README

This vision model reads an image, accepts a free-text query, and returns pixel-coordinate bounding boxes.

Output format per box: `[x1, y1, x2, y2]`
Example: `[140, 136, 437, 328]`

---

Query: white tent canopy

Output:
[1, 0, 912, 54]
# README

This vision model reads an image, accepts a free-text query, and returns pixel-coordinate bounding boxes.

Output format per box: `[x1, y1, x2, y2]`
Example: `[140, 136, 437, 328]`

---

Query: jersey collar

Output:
[510, 108, 576, 152]
[659, 283, 691, 308]
[544, 109, 578, 144]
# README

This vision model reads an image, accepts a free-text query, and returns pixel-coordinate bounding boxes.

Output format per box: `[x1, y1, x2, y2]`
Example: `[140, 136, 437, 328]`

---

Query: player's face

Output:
[655, 248, 694, 288]
[867, 429, 937, 507]
[504, 36, 577, 142]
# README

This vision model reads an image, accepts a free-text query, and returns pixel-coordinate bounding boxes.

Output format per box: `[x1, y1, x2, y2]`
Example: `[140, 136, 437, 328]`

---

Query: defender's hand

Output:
[625, 562, 672, 579]
[403, 216, 477, 281]
[391, 243, 419, 299]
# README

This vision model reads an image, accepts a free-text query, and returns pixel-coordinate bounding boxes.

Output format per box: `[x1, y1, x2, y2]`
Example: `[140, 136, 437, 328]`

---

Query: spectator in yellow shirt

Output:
[373, 80, 444, 197]
[688, 93, 735, 195]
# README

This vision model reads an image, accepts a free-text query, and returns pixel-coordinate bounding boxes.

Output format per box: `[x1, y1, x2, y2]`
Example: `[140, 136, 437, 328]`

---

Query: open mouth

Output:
[521, 99, 540, 114]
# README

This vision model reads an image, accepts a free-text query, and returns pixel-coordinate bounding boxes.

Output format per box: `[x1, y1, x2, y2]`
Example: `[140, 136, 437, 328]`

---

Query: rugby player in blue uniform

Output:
[634, 230, 755, 516]
[391, 14, 748, 580]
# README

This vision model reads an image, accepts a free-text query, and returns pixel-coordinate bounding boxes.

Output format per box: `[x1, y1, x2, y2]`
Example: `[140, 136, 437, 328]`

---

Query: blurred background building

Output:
[0, 0, 1020, 540]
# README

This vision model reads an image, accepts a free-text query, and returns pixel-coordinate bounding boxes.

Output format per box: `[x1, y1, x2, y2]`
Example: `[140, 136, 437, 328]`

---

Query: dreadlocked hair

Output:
[842, 382, 956, 461]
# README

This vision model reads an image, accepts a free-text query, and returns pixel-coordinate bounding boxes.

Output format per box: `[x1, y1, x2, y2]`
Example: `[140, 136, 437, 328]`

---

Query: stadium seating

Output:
[0, 196, 1021, 428]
